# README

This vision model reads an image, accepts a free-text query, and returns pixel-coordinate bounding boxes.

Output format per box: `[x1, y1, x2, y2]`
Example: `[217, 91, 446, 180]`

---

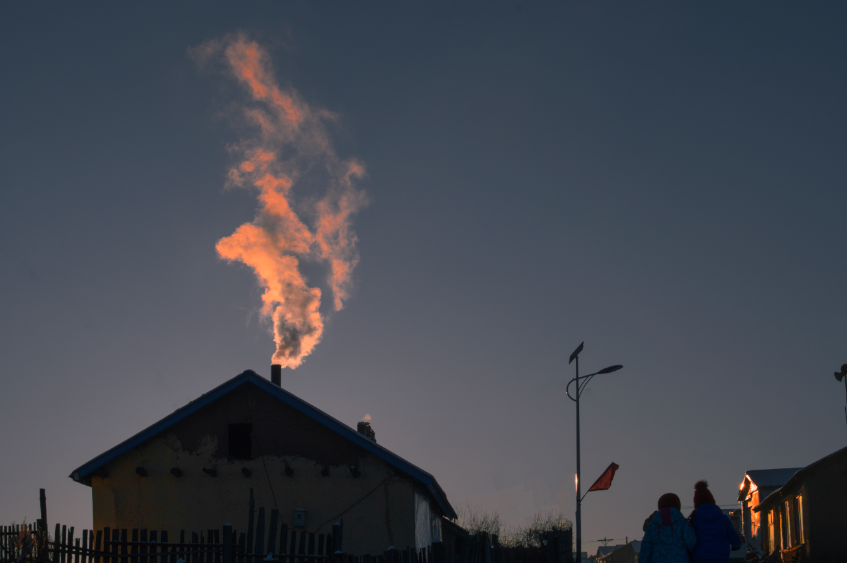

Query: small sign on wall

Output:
[294, 509, 307, 527]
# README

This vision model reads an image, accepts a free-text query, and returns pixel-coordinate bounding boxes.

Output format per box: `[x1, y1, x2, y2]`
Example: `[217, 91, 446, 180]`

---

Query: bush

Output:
[456, 504, 572, 548]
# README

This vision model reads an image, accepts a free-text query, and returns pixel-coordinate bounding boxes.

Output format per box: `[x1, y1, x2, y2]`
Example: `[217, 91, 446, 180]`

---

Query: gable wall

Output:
[804, 449, 847, 561]
[90, 382, 417, 554]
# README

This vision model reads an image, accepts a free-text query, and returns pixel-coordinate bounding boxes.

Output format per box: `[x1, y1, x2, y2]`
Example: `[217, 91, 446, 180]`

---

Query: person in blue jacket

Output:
[688, 481, 743, 563]
[640, 493, 696, 563]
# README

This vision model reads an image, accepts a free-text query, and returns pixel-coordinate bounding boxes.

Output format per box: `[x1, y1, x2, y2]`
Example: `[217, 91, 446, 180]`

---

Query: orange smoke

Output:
[193, 35, 366, 368]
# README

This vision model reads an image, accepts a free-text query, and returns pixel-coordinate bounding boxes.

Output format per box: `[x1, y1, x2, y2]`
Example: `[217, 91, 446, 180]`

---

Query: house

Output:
[737, 466, 801, 555]
[597, 541, 639, 563]
[752, 446, 847, 562]
[595, 546, 618, 559]
[69, 368, 459, 555]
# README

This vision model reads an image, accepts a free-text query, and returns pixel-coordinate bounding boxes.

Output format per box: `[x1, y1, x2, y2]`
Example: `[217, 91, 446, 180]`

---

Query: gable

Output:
[70, 370, 456, 519]
[155, 383, 370, 466]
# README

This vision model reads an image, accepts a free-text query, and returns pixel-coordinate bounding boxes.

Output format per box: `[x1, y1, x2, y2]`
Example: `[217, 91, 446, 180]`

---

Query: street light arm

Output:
[567, 369, 611, 401]
[567, 373, 595, 402]
[566, 377, 579, 402]
[578, 374, 596, 397]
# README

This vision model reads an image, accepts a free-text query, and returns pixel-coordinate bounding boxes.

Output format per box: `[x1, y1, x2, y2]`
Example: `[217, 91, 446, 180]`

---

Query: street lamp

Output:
[566, 342, 623, 563]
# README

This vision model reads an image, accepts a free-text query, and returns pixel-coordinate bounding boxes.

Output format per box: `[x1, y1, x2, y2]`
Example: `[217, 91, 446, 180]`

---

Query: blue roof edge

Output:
[69, 370, 457, 520]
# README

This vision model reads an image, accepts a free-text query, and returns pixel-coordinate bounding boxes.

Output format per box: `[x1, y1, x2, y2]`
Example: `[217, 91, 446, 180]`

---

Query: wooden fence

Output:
[2, 489, 569, 563]
[1, 522, 447, 563]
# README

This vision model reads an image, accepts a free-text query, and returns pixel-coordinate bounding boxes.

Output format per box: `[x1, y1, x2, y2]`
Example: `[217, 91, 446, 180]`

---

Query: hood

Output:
[651, 507, 686, 543]
[693, 503, 723, 522]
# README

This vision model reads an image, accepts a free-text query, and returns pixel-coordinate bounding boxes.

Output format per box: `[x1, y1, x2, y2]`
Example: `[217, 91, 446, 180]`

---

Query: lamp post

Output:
[566, 342, 623, 563]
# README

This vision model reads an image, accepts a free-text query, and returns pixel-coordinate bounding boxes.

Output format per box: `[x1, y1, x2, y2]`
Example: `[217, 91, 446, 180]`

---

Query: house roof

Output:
[737, 467, 801, 502]
[745, 468, 802, 488]
[69, 369, 457, 519]
[596, 546, 619, 557]
[752, 446, 847, 513]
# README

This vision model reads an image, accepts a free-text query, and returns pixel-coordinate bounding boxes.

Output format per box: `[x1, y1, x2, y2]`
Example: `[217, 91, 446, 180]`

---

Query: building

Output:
[69, 368, 459, 555]
[597, 541, 639, 563]
[752, 446, 847, 562]
[595, 546, 618, 560]
[737, 467, 801, 555]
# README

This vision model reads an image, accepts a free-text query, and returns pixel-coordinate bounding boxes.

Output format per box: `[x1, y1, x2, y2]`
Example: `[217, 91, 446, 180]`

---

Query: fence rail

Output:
[0, 523, 450, 563]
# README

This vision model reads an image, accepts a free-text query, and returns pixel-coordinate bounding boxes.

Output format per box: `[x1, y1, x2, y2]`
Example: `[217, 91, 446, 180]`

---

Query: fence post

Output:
[254, 509, 265, 563]
[39, 489, 48, 563]
[94, 530, 103, 563]
[430, 543, 444, 563]
[237, 533, 246, 563]
[559, 530, 572, 563]
[544, 533, 556, 563]
[246, 491, 255, 563]
[267, 512, 278, 559]
[331, 524, 342, 554]
[223, 525, 232, 563]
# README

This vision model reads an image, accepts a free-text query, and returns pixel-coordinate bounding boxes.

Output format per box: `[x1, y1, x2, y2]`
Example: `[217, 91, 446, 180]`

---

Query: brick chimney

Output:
[271, 364, 281, 387]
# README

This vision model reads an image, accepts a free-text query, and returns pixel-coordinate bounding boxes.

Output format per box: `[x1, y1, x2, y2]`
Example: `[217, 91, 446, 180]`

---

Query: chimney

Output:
[271, 364, 282, 387]
[356, 421, 376, 442]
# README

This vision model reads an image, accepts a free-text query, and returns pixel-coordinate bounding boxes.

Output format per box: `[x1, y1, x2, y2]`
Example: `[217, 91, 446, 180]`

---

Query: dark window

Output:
[228, 423, 253, 459]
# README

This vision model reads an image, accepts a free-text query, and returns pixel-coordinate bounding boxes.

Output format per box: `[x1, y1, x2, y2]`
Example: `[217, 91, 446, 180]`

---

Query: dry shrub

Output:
[456, 502, 504, 537]
[9, 520, 49, 563]
[457, 505, 572, 548]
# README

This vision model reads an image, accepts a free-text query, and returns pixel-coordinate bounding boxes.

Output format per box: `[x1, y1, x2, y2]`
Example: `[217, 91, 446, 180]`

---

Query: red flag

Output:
[587, 462, 620, 492]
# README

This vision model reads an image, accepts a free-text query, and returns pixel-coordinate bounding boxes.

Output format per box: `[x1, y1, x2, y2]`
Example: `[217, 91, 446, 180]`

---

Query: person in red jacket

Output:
[688, 481, 743, 563]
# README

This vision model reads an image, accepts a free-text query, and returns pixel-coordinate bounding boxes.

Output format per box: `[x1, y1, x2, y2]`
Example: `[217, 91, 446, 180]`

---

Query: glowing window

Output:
[768, 510, 775, 553]
[784, 501, 792, 547]
[795, 495, 804, 544]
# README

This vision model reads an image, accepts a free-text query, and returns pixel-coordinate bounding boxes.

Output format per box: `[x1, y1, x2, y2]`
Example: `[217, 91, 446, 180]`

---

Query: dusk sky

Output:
[2, 1, 846, 551]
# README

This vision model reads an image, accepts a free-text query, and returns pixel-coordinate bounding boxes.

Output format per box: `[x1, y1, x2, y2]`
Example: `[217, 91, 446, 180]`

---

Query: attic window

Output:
[228, 423, 253, 460]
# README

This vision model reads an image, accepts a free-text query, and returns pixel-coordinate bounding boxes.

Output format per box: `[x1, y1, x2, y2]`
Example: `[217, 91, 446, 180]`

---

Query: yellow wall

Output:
[87, 383, 424, 555]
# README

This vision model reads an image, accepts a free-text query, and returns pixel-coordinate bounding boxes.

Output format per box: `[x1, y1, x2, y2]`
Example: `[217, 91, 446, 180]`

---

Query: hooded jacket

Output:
[689, 503, 742, 563]
[640, 507, 697, 563]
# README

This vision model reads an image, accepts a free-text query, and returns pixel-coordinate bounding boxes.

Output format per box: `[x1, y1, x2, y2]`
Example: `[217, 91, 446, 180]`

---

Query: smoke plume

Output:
[192, 35, 366, 368]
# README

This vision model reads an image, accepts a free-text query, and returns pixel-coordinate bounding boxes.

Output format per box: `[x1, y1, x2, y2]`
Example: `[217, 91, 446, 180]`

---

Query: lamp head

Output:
[597, 365, 623, 374]
[835, 364, 847, 382]
[569, 342, 584, 364]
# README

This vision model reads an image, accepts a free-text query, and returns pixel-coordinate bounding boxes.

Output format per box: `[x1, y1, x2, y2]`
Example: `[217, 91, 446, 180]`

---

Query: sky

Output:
[1, 0, 846, 552]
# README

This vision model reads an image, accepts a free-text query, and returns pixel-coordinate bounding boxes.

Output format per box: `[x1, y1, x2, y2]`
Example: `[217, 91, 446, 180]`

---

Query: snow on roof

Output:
[753, 446, 847, 512]
[744, 468, 802, 488]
